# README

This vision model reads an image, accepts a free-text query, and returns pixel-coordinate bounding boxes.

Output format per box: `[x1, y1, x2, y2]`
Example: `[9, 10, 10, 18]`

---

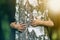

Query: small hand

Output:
[16, 23, 26, 31]
[10, 22, 26, 32]
[31, 19, 42, 27]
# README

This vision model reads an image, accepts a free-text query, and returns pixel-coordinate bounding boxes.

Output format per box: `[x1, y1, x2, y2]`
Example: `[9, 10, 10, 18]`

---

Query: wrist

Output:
[38, 21, 44, 26]
[10, 22, 17, 29]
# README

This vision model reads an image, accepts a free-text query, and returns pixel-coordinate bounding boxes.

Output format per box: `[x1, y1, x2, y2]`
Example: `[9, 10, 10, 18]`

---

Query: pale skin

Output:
[10, 22, 26, 31]
[10, 18, 54, 31]
[31, 18, 54, 27]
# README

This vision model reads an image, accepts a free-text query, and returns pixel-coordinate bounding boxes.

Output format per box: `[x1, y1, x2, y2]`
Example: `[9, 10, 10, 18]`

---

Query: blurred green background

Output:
[0, 0, 10, 40]
[0, 0, 60, 40]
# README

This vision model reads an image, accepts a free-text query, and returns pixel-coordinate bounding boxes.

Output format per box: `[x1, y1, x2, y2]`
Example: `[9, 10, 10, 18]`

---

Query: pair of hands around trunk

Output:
[10, 19, 49, 32]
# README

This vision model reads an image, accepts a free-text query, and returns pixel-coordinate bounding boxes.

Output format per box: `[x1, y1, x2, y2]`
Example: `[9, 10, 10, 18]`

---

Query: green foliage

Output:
[0, 0, 6, 5]
[52, 32, 57, 40]
[1, 15, 10, 40]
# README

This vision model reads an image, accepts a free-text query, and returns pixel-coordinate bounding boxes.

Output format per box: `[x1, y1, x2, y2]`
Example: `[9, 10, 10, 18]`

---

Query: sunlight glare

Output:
[48, 0, 60, 12]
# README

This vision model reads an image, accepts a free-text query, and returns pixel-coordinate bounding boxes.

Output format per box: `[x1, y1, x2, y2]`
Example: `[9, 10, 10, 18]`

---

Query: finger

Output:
[19, 26, 26, 29]
[20, 25, 26, 29]
[20, 23, 26, 26]
[30, 20, 34, 23]
[31, 25, 37, 27]
[35, 16, 38, 19]
[18, 27, 26, 32]
[18, 30, 23, 32]
[22, 24, 26, 26]
[18, 28, 24, 31]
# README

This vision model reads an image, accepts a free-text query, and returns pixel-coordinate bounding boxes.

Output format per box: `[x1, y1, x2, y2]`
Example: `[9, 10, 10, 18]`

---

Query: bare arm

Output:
[31, 18, 54, 27]
[40, 19, 54, 27]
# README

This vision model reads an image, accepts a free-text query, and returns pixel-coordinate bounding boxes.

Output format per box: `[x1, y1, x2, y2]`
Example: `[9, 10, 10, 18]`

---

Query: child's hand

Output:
[10, 22, 26, 31]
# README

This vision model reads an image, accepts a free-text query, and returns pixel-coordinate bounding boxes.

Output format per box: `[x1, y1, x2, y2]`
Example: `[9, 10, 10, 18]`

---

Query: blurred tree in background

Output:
[0, 0, 60, 40]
